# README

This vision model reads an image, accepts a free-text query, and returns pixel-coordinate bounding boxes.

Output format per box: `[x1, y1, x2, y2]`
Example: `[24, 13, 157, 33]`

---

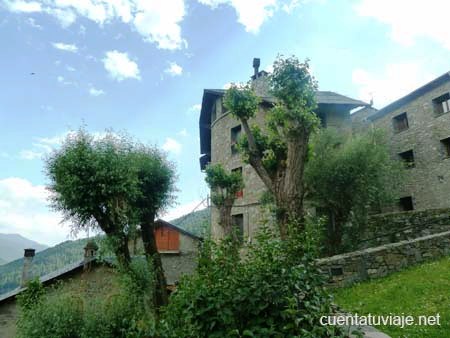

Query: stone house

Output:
[353, 71, 450, 211]
[0, 221, 201, 337]
[199, 58, 368, 240]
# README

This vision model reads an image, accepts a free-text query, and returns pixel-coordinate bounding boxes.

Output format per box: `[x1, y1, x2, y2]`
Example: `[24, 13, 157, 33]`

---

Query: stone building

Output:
[199, 59, 368, 240]
[0, 221, 201, 337]
[357, 72, 450, 211]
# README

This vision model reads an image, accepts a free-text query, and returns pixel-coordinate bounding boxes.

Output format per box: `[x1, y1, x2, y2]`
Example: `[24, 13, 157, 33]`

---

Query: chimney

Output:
[83, 240, 98, 271]
[21, 248, 35, 287]
[251, 57, 270, 96]
[253, 58, 260, 78]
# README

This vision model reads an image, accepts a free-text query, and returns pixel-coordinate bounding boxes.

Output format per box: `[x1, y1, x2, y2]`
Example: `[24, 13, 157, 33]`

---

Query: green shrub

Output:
[16, 261, 157, 338]
[160, 223, 344, 337]
[17, 292, 83, 338]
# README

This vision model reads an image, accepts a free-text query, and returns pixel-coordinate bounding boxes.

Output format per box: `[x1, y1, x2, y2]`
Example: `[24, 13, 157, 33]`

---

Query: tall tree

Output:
[205, 164, 243, 240]
[305, 129, 403, 254]
[224, 56, 319, 238]
[45, 129, 176, 309]
[131, 146, 175, 308]
[46, 131, 138, 269]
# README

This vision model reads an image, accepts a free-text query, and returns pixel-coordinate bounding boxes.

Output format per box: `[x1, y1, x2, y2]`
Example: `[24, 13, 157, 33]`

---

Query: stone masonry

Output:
[317, 230, 450, 287]
[364, 73, 450, 211]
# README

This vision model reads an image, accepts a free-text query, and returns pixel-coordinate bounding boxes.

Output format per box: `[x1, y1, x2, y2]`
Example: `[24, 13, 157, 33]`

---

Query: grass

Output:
[332, 256, 450, 338]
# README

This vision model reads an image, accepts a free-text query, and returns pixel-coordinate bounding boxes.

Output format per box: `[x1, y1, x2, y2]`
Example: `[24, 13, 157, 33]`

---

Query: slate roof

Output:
[0, 258, 97, 304]
[155, 219, 203, 241]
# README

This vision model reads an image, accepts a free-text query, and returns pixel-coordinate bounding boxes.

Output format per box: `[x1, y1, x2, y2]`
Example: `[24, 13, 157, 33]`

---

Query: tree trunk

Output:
[140, 219, 169, 311]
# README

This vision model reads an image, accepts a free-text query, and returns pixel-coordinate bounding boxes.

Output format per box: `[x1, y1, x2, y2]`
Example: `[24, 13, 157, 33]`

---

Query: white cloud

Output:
[89, 87, 105, 96]
[198, 0, 277, 33]
[352, 62, 434, 108]
[5, 0, 42, 13]
[355, 0, 450, 50]
[165, 62, 183, 76]
[103, 50, 141, 81]
[178, 128, 188, 137]
[19, 150, 43, 160]
[187, 103, 201, 116]
[4, 0, 187, 50]
[66, 65, 76, 72]
[56, 75, 74, 85]
[133, 0, 187, 49]
[26, 17, 42, 29]
[0, 177, 70, 245]
[162, 137, 182, 155]
[52, 42, 78, 52]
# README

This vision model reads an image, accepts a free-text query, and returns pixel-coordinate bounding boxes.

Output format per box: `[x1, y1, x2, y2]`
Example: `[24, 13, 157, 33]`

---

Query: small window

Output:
[230, 125, 242, 155]
[232, 214, 244, 243]
[398, 149, 415, 168]
[399, 196, 414, 211]
[433, 93, 450, 115]
[392, 112, 409, 133]
[232, 167, 243, 198]
[441, 137, 450, 158]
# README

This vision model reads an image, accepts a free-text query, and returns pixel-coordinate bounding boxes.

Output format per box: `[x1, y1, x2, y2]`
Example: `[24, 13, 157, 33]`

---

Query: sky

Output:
[0, 0, 449, 246]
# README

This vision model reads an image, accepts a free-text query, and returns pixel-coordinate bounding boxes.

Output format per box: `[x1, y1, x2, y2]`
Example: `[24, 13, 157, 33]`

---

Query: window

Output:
[232, 214, 244, 243]
[398, 149, 415, 168]
[230, 125, 242, 155]
[440, 137, 450, 158]
[433, 93, 450, 115]
[392, 112, 409, 133]
[232, 167, 243, 198]
[399, 196, 414, 211]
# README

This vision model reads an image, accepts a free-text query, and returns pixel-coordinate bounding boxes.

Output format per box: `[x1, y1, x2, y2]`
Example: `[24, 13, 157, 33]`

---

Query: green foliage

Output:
[17, 291, 84, 338]
[16, 260, 157, 338]
[205, 164, 243, 207]
[305, 129, 403, 253]
[45, 128, 176, 268]
[224, 84, 260, 120]
[16, 278, 45, 312]
[160, 222, 344, 337]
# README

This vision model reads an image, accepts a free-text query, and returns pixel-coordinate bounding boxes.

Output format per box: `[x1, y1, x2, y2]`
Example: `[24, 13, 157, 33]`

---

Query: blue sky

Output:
[0, 0, 449, 245]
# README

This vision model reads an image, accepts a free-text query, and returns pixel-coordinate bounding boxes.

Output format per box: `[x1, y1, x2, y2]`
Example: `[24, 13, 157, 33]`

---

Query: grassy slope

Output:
[333, 256, 450, 338]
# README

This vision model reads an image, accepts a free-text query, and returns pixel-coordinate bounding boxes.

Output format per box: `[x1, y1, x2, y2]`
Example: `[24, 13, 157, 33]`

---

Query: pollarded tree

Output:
[305, 129, 403, 254]
[46, 129, 176, 309]
[130, 145, 176, 308]
[224, 56, 319, 238]
[46, 130, 138, 269]
[205, 164, 243, 240]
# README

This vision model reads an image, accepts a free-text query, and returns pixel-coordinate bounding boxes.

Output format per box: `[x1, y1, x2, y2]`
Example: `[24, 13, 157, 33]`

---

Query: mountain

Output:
[0, 237, 93, 295]
[0, 257, 5, 266]
[170, 207, 210, 238]
[0, 233, 48, 264]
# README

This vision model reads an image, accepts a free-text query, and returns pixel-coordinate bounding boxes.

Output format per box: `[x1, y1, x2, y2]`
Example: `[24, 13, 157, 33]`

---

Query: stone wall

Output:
[317, 231, 450, 287]
[358, 208, 450, 249]
[370, 79, 450, 210]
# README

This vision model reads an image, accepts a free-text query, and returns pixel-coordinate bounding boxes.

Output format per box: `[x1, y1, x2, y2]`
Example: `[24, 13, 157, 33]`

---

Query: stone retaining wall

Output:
[318, 230, 450, 287]
[358, 208, 450, 249]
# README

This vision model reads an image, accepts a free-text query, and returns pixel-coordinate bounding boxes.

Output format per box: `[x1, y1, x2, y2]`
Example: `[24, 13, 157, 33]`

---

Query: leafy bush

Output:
[16, 261, 157, 338]
[17, 291, 83, 338]
[160, 222, 344, 337]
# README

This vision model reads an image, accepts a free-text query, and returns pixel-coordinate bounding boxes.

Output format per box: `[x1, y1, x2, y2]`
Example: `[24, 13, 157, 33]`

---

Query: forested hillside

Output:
[0, 237, 91, 295]
[170, 207, 210, 237]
